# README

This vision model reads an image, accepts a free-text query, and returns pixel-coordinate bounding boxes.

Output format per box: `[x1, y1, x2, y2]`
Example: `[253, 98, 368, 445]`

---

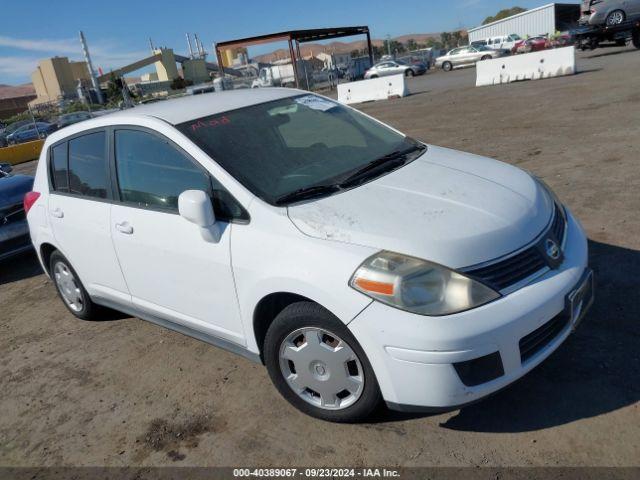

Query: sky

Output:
[0, 0, 578, 85]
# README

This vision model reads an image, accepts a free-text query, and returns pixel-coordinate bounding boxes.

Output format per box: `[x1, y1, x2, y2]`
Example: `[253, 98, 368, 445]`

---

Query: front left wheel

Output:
[264, 302, 382, 422]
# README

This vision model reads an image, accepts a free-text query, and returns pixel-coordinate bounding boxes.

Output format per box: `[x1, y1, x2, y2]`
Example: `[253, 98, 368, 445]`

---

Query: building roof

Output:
[468, 3, 575, 33]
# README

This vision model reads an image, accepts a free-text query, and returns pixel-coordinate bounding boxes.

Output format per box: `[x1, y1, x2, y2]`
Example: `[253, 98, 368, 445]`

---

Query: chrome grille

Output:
[464, 203, 566, 292]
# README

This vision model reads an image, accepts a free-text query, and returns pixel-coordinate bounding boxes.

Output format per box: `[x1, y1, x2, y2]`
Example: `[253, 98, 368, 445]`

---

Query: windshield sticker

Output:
[190, 115, 230, 132]
[294, 95, 337, 112]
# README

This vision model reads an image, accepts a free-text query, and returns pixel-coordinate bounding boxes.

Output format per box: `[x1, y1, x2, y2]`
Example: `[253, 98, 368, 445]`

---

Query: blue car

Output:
[0, 163, 34, 260]
[6, 122, 56, 145]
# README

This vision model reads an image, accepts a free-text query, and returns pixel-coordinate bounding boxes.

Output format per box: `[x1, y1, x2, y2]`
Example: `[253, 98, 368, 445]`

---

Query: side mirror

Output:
[178, 190, 219, 242]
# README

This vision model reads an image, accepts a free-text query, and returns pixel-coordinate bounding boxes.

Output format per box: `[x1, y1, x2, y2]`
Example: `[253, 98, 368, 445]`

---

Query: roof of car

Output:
[105, 87, 303, 125]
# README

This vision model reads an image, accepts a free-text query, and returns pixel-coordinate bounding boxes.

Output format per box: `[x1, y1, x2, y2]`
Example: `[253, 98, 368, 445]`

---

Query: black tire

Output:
[49, 250, 99, 320]
[442, 61, 453, 72]
[481, 55, 492, 61]
[264, 302, 382, 423]
[605, 9, 626, 26]
[633, 29, 640, 49]
[615, 38, 627, 47]
[369, 74, 378, 79]
[405, 69, 414, 77]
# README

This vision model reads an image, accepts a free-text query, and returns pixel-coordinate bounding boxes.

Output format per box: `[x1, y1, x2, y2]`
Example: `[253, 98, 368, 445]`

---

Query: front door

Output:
[108, 128, 245, 345]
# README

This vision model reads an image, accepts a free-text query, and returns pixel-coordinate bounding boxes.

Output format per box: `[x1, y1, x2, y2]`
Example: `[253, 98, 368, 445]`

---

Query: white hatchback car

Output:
[25, 89, 593, 422]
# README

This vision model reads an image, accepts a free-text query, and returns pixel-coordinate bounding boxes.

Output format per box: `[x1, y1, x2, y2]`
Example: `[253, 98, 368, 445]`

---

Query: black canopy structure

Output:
[214, 26, 374, 88]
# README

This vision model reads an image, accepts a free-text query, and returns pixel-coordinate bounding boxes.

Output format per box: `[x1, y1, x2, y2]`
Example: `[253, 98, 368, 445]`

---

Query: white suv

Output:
[25, 89, 593, 422]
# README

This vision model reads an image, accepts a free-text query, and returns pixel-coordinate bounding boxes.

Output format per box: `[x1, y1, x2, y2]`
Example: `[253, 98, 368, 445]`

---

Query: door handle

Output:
[50, 208, 64, 218]
[115, 222, 133, 235]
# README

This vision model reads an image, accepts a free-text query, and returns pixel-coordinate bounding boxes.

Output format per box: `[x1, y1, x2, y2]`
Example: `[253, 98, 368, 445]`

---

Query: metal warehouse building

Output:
[468, 3, 581, 43]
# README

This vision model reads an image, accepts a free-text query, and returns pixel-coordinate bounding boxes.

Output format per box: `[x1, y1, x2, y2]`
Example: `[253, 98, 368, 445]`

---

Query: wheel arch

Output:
[39, 242, 58, 276]
[253, 291, 316, 363]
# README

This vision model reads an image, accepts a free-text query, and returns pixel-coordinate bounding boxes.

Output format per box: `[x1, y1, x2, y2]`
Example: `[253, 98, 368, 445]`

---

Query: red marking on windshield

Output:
[191, 116, 231, 132]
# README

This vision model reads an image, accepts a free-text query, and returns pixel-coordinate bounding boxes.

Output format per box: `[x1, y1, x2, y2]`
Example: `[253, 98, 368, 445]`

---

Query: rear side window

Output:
[68, 132, 109, 199]
[50, 142, 69, 191]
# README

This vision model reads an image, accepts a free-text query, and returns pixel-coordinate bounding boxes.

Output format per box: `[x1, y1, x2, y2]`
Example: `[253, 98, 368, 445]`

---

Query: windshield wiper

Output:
[339, 143, 426, 188]
[274, 184, 341, 205]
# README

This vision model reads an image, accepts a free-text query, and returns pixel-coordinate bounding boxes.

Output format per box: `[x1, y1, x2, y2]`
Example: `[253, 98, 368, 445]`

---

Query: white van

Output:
[486, 34, 522, 51]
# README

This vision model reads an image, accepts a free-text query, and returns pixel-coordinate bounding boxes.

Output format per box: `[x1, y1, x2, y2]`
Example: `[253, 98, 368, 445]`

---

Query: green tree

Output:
[405, 38, 418, 52]
[106, 73, 124, 103]
[170, 77, 193, 90]
[440, 32, 452, 49]
[483, 7, 527, 25]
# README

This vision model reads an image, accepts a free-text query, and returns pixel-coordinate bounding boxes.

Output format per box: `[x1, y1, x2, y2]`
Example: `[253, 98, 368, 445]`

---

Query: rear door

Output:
[47, 129, 130, 304]
[109, 127, 245, 344]
[460, 47, 480, 65]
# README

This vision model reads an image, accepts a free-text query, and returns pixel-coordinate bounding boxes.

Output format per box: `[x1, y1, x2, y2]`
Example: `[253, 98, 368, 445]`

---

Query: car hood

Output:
[0, 174, 34, 207]
[287, 146, 553, 269]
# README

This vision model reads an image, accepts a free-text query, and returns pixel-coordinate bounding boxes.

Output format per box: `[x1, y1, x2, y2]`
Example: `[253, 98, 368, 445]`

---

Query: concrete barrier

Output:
[338, 74, 409, 105]
[476, 46, 575, 87]
[0, 139, 45, 165]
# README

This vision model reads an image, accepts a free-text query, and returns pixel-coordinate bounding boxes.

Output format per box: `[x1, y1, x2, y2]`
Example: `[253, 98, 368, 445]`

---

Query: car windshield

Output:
[177, 94, 420, 205]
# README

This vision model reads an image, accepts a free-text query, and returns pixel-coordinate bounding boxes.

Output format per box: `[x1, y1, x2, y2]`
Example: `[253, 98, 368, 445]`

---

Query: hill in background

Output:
[253, 32, 441, 62]
[0, 84, 35, 100]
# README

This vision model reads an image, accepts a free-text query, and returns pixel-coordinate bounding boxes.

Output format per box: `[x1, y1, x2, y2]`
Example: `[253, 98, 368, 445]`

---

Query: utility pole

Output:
[386, 34, 391, 56]
[79, 31, 104, 104]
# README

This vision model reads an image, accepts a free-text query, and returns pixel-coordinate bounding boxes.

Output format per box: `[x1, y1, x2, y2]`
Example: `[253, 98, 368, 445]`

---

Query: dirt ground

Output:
[1, 46, 639, 468]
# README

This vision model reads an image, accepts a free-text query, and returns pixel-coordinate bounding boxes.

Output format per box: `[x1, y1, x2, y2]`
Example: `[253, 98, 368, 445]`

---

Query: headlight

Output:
[349, 251, 500, 316]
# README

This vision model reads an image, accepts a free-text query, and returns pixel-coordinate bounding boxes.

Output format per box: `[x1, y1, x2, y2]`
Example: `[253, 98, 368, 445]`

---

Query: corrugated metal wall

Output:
[468, 4, 557, 42]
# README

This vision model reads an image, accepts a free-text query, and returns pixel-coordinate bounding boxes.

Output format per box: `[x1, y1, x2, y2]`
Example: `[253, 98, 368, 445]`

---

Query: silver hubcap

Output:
[53, 261, 84, 312]
[279, 327, 364, 410]
[607, 11, 624, 25]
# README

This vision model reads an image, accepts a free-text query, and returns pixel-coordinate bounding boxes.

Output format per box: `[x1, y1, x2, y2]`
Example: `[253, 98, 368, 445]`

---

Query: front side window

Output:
[114, 129, 246, 220]
[68, 131, 108, 199]
[177, 94, 419, 205]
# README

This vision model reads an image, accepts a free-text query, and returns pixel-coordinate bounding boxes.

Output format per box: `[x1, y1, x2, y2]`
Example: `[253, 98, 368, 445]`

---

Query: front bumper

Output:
[0, 219, 32, 261]
[348, 208, 591, 410]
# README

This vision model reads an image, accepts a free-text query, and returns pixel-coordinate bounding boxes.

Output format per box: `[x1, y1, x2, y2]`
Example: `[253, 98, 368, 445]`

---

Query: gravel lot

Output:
[1, 46, 639, 467]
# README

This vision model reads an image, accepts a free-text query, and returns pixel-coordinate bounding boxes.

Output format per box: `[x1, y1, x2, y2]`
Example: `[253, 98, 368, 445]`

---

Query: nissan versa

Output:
[25, 89, 593, 422]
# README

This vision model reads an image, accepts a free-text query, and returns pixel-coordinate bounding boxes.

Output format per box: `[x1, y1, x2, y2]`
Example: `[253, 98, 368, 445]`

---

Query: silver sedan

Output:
[435, 45, 506, 72]
[363, 60, 424, 79]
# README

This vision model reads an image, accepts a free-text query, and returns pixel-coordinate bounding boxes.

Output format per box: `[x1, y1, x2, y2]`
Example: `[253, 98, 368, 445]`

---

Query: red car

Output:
[512, 36, 550, 54]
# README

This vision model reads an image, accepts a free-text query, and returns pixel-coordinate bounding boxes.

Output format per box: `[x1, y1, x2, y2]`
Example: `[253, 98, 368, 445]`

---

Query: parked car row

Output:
[0, 111, 93, 147]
